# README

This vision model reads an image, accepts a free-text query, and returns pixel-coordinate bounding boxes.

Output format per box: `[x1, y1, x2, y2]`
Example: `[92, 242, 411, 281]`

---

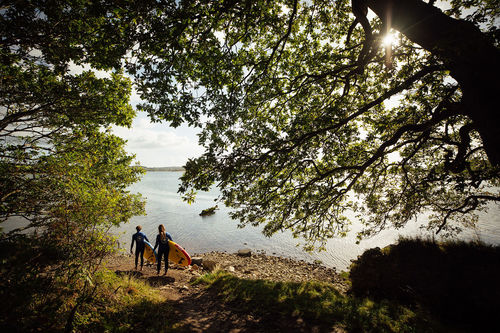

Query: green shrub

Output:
[349, 237, 500, 331]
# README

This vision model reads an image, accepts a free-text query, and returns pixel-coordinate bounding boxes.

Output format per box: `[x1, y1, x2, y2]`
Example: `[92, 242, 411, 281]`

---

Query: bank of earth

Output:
[104, 250, 442, 332]
[107, 250, 349, 299]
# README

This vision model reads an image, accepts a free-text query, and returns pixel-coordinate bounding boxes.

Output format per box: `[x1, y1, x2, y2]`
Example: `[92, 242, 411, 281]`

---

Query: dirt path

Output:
[104, 251, 348, 332]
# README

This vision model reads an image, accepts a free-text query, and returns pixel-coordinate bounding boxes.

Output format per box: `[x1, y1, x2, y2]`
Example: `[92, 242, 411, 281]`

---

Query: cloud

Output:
[66, 62, 203, 167]
[68, 61, 111, 79]
[112, 114, 204, 167]
[129, 86, 143, 107]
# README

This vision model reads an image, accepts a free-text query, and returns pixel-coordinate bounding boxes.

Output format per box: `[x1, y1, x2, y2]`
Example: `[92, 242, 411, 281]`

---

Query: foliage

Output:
[4, 1, 498, 250]
[70, 270, 176, 332]
[0, 259, 175, 332]
[200, 205, 219, 216]
[194, 270, 444, 332]
[0, 0, 158, 71]
[118, 0, 500, 245]
[1, 0, 146, 230]
[1, 0, 146, 329]
[348, 237, 500, 331]
[0, 112, 145, 327]
[0, 235, 64, 331]
[0, 69, 142, 226]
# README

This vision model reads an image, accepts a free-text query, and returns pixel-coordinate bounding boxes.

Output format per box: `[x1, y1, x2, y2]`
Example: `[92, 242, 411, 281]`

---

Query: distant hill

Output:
[140, 166, 185, 172]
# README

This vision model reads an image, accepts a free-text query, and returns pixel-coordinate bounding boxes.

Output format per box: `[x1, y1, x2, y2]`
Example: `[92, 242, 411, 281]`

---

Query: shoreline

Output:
[115, 240, 351, 271]
[105, 250, 350, 293]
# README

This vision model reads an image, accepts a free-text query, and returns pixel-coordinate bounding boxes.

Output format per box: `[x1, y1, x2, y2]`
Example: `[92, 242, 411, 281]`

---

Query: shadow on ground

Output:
[107, 285, 344, 333]
[349, 238, 500, 331]
[114, 270, 176, 286]
[146, 275, 176, 286]
[115, 270, 144, 279]
[164, 272, 432, 332]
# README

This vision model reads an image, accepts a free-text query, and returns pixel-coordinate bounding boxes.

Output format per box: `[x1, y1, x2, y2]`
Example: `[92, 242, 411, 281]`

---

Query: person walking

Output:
[130, 225, 149, 271]
[153, 224, 173, 275]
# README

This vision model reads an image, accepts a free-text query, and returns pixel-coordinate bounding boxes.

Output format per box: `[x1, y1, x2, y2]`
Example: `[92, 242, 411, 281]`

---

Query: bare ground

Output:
[104, 251, 349, 332]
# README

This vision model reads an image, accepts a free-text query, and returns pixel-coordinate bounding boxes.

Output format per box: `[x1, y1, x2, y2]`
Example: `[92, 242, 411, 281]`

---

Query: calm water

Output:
[116, 171, 500, 271]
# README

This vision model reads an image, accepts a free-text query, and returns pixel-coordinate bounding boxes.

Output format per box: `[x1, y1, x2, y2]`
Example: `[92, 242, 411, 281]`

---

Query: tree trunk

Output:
[366, 0, 500, 166]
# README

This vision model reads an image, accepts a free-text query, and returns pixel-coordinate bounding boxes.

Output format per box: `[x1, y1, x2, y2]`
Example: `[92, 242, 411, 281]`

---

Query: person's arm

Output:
[130, 234, 135, 253]
[144, 233, 150, 243]
[153, 235, 159, 252]
[166, 232, 173, 241]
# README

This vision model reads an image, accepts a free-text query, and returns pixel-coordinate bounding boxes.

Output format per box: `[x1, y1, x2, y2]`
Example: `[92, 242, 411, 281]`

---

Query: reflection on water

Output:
[114, 172, 500, 271]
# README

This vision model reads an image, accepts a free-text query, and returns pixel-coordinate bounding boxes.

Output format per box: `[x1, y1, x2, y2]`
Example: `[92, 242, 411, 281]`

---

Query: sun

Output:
[382, 33, 398, 47]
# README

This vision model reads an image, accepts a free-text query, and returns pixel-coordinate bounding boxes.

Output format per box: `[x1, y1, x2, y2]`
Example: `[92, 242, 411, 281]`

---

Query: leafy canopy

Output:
[1, 0, 147, 232]
[3, 0, 498, 252]
[123, 0, 500, 246]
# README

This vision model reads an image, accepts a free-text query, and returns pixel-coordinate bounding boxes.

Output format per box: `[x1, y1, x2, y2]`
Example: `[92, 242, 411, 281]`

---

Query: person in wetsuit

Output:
[153, 224, 173, 275]
[130, 225, 149, 271]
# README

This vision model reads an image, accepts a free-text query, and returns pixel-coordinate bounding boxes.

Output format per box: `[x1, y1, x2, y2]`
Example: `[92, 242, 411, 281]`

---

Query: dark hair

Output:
[136, 225, 142, 232]
[158, 224, 166, 241]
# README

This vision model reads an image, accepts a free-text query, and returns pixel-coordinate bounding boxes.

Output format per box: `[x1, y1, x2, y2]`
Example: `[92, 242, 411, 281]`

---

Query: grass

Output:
[0, 234, 177, 332]
[193, 270, 445, 332]
[3, 235, 496, 331]
[0, 258, 178, 332]
[70, 269, 178, 332]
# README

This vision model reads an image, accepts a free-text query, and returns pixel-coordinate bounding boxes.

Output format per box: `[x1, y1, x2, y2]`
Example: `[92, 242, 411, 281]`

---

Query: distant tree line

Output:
[140, 166, 185, 172]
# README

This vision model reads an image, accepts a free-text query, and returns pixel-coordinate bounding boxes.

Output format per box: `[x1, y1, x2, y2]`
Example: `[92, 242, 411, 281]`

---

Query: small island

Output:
[200, 205, 219, 216]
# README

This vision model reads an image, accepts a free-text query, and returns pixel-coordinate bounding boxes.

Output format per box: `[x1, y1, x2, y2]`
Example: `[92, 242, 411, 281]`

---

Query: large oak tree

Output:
[126, 0, 500, 245]
[3, 0, 498, 251]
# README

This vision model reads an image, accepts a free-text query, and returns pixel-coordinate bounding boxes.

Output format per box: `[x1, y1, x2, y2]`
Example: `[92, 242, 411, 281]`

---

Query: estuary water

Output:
[115, 171, 500, 271]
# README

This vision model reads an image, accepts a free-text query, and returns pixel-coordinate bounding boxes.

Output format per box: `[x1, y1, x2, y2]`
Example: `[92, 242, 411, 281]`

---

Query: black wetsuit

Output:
[154, 232, 172, 273]
[131, 231, 149, 268]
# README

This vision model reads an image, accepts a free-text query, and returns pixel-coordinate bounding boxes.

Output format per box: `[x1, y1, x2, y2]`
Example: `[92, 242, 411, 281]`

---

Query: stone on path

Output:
[237, 249, 252, 257]
[191, 257, 203, 266]
[203, 259, 218, 272]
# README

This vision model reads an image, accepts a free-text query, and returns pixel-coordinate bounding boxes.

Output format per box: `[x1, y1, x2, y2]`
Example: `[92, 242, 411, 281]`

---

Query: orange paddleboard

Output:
[168, 240, 191, 266]
[143, 241, 157, 264]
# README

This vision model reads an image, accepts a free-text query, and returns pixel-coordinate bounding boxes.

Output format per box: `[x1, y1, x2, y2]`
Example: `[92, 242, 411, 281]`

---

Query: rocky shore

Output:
[102, 249, 351, 332]
[106, 249, 349, 294]
[193, 250, 348, 291]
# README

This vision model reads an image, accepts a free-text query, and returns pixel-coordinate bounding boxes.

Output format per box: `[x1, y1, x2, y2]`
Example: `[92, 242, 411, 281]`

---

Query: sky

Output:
[111, 81, 204, 168]
[111, 111, 204, 168]
[69, 62, 204, 167]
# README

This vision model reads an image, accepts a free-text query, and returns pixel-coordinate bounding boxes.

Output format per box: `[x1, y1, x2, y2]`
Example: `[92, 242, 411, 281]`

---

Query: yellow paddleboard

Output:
[168, 240, 191, 266]
[143, 241, 157, 264]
